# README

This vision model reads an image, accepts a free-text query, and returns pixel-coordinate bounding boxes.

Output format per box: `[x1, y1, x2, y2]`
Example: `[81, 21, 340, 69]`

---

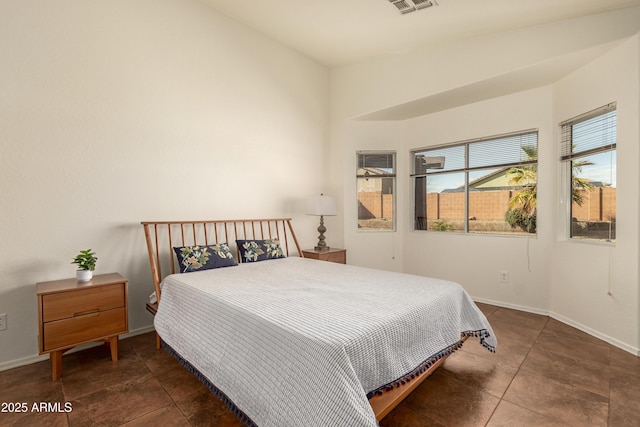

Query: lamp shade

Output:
[306, 194, 337, 216]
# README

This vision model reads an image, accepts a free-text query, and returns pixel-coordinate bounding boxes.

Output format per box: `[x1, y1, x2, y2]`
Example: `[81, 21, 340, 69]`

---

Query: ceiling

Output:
[199, 0, 640, 67]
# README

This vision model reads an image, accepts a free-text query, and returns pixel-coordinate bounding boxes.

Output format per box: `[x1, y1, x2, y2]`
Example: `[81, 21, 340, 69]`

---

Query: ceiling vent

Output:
[388, 0, 436, 14]
[413, 0, 434, 9]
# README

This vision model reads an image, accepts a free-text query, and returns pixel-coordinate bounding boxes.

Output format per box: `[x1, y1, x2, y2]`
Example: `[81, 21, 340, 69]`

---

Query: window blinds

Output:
[412, 130, 538, 176]
[357, 152, 395, 177]
[560, 103, 617, 161]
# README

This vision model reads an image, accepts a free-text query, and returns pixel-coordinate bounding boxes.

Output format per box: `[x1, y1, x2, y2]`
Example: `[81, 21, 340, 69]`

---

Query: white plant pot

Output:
[76, 270, 93, 282]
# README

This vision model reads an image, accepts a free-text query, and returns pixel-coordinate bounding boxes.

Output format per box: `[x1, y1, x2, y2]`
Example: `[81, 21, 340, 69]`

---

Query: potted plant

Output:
[71, 249, 98, 282]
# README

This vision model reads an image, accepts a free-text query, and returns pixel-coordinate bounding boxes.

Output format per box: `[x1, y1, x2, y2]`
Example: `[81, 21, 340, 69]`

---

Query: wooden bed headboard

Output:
[141, 218, 303, 301]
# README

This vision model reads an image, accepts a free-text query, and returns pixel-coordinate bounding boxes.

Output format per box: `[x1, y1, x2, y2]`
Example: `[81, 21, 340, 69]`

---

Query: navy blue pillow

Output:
[173, 243, 238, 273]
[236, 239, 285, 263]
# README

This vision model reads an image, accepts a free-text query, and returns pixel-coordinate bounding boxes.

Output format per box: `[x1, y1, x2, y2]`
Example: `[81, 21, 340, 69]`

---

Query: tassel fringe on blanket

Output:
[366, 329, 495, 398]
[163, 329, 495, 424]
[162, 341, 258, 427]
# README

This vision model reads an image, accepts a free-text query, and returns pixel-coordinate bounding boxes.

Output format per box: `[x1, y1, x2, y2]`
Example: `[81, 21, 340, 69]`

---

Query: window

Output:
[357, 152, 396, 231]
[412, 130, 538, 234]
[560, 104, 616, 242]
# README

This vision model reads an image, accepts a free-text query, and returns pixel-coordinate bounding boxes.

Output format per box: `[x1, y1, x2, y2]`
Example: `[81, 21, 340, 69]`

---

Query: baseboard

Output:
[472, 296, 640, 357]
[121, 324, 156, 339]
[0, 325, 156, 373]
[472, 297, 550, 317]
[548, 311, 640, 356]
[0, 353, 51, 372]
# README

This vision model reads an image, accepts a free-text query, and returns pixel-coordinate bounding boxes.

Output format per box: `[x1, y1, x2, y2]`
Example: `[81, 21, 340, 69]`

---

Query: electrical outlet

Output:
[0, 313, 6, 331]
[499, 270, 509, 283]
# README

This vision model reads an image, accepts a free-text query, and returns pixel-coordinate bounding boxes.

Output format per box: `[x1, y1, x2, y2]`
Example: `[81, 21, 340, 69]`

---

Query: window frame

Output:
[559, 103, 617, 243]
[411, 129, 539, 235]
[356, 151, 397, 232]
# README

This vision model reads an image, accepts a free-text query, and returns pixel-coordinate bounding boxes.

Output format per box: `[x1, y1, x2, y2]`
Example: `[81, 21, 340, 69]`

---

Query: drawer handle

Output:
[74, 309, 100, 317]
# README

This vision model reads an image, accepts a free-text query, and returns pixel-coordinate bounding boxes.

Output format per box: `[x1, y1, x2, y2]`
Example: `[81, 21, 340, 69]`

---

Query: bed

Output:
[142, 218, 495, 426]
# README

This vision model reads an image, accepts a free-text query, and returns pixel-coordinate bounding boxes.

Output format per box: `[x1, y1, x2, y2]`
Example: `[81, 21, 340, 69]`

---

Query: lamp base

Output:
[315, 215, 330, 251]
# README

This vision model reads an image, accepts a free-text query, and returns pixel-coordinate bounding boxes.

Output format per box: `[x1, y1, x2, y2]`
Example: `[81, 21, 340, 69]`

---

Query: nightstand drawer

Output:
[37, 273, 129, 380]
[43, 307, 126, 351]
[302, 248, 347, 264]
[42, 283, 125, 322]
[325, 251, 346, 264]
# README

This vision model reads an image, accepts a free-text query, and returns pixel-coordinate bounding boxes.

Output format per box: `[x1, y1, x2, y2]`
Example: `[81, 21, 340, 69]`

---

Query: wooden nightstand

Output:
[36, 273, 128, 380]
[302, 248, 347, 264]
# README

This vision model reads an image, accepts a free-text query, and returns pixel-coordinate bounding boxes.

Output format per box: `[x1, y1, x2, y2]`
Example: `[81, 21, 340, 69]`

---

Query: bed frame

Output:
[141, 218, 456, 422]
[142, 218, 302, 302]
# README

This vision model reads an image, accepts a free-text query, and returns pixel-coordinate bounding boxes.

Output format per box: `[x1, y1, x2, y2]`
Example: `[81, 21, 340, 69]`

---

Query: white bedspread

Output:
[154, 257, 495, 427]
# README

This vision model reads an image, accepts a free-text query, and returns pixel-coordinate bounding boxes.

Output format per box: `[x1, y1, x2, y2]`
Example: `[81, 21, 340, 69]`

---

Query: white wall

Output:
[340, 90, 556, 312]
[401, 87, 553, 312]
[332, 7, 640, 266]
[0, 0, 329, 368]
[550, 36, 640, 353]
[342, 121, 405, 271]
[332, 10, 640, 353]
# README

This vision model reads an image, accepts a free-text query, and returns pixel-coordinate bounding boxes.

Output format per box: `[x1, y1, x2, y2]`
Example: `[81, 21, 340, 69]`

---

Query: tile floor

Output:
[1, 304, 639, 426]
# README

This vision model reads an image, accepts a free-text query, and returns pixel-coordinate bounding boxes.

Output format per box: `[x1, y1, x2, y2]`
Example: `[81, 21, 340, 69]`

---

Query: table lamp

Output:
[307, 193, 337, 251]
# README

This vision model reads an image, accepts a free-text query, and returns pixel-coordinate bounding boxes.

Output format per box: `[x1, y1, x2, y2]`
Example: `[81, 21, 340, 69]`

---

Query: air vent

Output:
[389, 0, 415, 14]
[413, 0, 434, 10]
[388, 0, 437, 14]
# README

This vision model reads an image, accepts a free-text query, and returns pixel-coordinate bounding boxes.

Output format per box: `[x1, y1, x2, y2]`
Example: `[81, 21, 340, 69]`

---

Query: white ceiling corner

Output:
[198, 0, 640, 119]
[199, 0, 640, 67]
[354, 41, 621, 120]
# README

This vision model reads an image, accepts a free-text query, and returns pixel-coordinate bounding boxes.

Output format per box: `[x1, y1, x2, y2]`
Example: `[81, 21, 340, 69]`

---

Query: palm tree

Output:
[504, 145, 593, 232]
[506, 145, 538, 216]
[570, 160, 595, 205]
